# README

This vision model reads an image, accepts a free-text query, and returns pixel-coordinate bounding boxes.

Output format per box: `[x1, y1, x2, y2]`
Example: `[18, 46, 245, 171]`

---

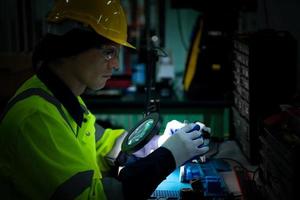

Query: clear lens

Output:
[100, 46, 120, 61]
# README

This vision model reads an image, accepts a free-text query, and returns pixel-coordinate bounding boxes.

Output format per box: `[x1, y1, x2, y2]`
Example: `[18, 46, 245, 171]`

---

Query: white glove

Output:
[161, 123, 209, 168]
[158, 120, 186, 146]
[133, 120, 185, 158]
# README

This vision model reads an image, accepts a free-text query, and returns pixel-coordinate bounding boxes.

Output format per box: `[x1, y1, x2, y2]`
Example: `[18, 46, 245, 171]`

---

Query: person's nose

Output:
[108, 57, 119, 71]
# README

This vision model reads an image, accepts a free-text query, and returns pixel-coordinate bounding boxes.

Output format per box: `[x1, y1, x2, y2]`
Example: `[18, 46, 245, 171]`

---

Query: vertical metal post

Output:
[144, 0, 160, 116]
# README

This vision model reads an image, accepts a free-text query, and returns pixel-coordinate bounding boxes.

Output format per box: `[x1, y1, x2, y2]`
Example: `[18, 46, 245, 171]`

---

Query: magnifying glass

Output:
[121, 112, 161, 154]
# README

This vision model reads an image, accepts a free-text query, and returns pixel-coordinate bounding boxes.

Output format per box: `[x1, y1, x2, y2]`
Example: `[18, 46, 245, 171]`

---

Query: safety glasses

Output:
[99, 45, 120, 61]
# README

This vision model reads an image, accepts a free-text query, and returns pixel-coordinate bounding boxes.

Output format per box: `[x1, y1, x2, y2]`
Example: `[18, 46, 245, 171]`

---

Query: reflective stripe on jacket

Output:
[0, 75, 124, 200]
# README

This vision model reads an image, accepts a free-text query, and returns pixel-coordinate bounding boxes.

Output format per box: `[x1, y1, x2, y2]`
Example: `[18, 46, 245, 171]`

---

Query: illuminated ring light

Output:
[121, 112, 161, 154]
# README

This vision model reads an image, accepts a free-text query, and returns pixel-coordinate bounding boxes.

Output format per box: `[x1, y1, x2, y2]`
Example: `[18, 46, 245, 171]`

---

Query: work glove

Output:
[132, 120, 186, 158]
[161, 123, 209, 168]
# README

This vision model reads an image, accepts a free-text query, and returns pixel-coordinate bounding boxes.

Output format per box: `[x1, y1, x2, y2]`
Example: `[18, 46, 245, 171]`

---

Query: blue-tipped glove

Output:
[161, 123, 210, 167]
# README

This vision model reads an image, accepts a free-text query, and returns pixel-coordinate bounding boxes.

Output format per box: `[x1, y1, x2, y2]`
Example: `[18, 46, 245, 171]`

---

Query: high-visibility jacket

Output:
[0, 75, 124, 199]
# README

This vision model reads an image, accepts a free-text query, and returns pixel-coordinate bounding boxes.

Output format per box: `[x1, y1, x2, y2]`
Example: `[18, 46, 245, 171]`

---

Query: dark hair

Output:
[32, 29, 112, 71]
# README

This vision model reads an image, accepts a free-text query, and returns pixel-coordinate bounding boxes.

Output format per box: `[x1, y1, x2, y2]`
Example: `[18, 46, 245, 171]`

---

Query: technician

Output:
[0, 0, 209, 199]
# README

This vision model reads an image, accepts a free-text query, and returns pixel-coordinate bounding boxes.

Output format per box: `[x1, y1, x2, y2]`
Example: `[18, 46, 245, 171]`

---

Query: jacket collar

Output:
[37, 67, 84, 127]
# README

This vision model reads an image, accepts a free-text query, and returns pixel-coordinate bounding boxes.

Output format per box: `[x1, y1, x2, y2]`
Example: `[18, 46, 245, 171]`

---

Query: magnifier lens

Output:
[122, 112, 161, 154]
[128, 119, 154, 145]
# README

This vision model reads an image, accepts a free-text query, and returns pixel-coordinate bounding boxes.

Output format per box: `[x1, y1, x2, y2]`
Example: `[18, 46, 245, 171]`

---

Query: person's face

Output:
[72, 45, 120, 91]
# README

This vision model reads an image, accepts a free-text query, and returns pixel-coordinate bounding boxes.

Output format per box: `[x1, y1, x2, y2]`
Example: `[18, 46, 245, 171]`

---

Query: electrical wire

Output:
[218, 157, 257, 174]
[204, 141, 263, 199]
[206, 141, 259, 174]
[205, 140, 220, 158]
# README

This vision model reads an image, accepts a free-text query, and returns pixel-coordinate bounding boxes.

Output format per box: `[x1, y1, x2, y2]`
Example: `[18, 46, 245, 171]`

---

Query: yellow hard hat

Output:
[47, 0, 135, 49]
